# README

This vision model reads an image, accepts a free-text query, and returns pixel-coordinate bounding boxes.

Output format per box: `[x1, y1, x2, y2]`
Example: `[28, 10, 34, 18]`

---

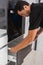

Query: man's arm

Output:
[10, 28, 38, 53]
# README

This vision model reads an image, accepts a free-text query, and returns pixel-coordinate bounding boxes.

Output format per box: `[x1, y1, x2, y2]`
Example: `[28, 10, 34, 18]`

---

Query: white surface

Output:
[25, 0, 39, 4]
[0, 29, 8, 48]
[23, 17, 29, 38]
[22, 50, 43, 65]
[0, 29, 7, 36]
[40, 0, 43, 2]
[0, 35, 8, 48]
[0, 46, 8, 65]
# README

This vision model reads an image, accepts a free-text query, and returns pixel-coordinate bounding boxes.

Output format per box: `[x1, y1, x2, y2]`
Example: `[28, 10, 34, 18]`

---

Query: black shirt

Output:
[29, 3, 43, 30]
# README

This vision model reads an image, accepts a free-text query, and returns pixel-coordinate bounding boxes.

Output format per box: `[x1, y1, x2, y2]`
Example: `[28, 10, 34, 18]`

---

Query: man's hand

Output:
[10, 47, 18, 53]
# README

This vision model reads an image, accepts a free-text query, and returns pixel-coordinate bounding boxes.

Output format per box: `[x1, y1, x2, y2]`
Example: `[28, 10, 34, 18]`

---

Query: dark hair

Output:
[14, 1, 29, 14]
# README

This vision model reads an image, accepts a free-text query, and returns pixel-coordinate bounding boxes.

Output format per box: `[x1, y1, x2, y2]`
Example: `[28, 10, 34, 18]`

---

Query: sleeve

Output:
[29, 3, 43, 30]
[40, 10, 43, 28]
[29, 11, 41, 30]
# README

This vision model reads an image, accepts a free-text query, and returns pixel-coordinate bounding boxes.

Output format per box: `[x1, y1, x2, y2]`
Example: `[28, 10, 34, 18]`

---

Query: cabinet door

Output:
[0, 46, 8, 65]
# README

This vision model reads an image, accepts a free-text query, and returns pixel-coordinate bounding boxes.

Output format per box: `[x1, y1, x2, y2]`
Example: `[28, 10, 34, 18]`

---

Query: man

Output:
[10, 1, 43, 53]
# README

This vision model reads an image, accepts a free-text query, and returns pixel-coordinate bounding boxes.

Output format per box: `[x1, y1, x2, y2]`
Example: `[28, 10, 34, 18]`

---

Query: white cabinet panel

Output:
[0, 46, 8, 65]
[0, 35, 8, 48]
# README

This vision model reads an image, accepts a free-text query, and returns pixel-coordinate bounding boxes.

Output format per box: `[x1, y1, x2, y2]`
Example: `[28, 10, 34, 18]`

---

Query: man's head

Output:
[14, 1, 31, 17]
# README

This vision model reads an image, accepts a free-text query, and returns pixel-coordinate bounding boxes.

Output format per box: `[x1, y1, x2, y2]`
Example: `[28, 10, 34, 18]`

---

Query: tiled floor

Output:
[22, 50, 43, 65]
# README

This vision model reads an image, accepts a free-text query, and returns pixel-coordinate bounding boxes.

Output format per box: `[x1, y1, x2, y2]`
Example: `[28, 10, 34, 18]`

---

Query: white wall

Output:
[40, 0, 43, 2]
[25, 0, 39, 3]
[23, 17, 29, 38]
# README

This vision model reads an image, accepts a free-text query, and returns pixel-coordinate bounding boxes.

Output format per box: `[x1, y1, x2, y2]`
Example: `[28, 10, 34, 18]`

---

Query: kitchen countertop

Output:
[0, 29, 7, 38]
